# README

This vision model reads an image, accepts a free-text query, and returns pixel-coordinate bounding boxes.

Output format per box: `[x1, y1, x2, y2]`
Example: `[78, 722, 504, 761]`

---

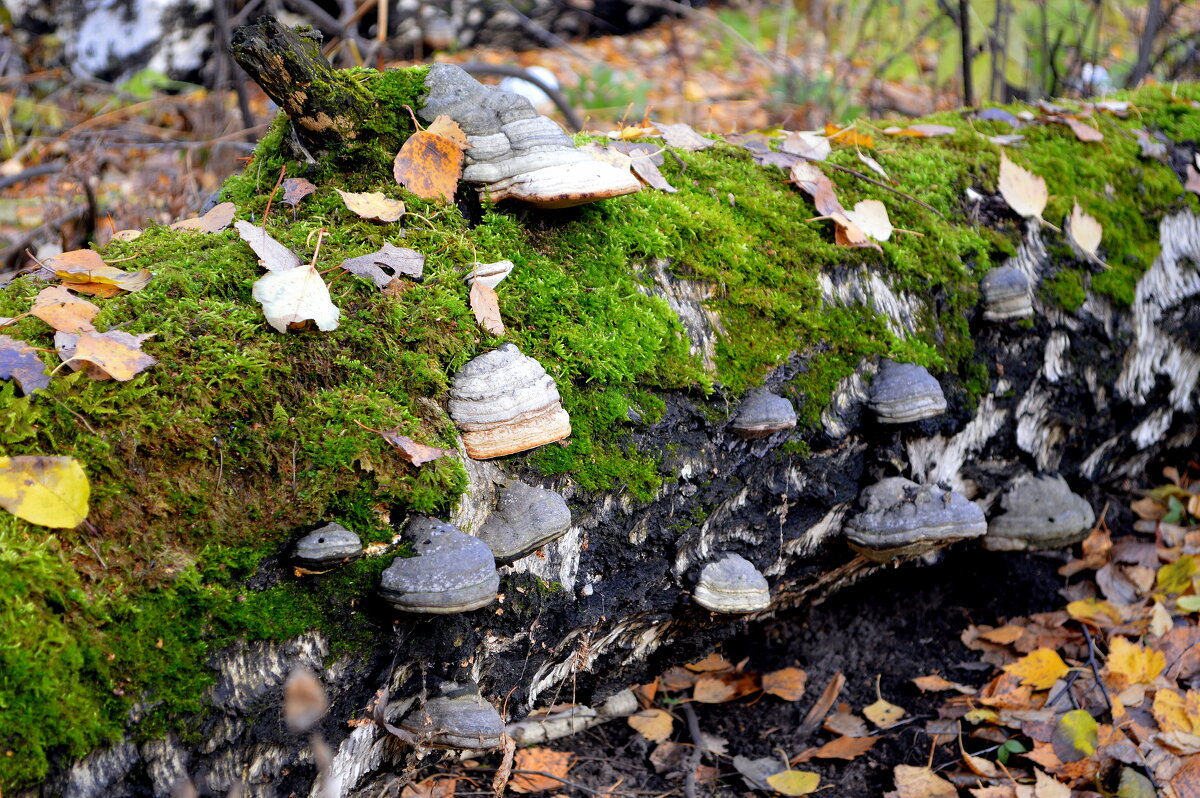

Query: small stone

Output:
[729, 390, 796, 440]
[293, 522, 362, 568]
[463, 260, 514, 289]
[844, 476, 986, 561]
[980, 265, 1033, 322]
[868, 360, 946, 424]
[380, 518, 499, 613]
[983, 473, 1095, 551]
[693, 553, 770, 613]
[475, 481, 571, 563]
[398, 680, 504, 749]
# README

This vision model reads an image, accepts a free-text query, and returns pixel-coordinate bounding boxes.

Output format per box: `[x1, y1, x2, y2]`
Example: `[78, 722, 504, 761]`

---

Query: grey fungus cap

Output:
[983, 473, 1095, 551]
[868, 360, 947, 424]
[293, 522, 363, 569]
[980, 265, 1033, 322]
[380, 518, 500, 613]
[693, 553, 771, 613]
[729, 390, 797, 440]
[475, 481, 572, 563]
[844, 476, 986, 561]
[398, 680, 504, 750]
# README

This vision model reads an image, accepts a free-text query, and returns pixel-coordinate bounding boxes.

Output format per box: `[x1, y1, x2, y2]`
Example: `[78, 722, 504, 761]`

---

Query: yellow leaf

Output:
[863, 698, 906, 727]
[891, 765, 957, 798]
[1157, 556, 1197, 594]
[684, 653, 732, 672]
[1106, 637, 1165, 689]
[335, 189, 406, 223]
[393, 130, 465, 203]
[627, 709, 673, 743]
[69, 331, 157, 381]
[426, 115, 469, 148]
[762, 667, 807, 701]
[1154, 689, 1193, 733]
[510, 748, 573, 793]
[1067, 597, 1124, 625]
[1051, 709, 1098, 762]
[1003, 648, 1070, 690]
[30, 286, 98, 334]
[998, 151, 1048, 220]
[0, 455, 90, 528]
[765, 769, 820, 795]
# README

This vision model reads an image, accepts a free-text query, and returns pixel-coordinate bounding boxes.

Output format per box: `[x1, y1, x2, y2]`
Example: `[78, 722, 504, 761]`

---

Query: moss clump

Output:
[1043, 269, 1087, 311]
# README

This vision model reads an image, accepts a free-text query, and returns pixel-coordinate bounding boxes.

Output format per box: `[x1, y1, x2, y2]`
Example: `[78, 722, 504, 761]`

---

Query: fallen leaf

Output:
[469, 280, 505, 336]
[1051, 709, 1098, 762]
[252, 265, 340, 333]
[627, 708, 673, 742]
[969, 787, 1017, 798]
[170, 201, 236, 232]
[30, 286, 99, 333]
[393, 130, 465, 202]
[685, 653, 732, 672]
[658, 122, 715, 151]
[792, 735, 877, 762]
[401, 777, 458, 798]
[823, 123, 874, 148]
[823, 705, 869, 737]
[426, 115, 470, 148]
[1058, 116, 1104, 142]
[1116, 767, 1156, 798]
[842, 199, 893, 242]
[1032, 768, 1071, 798]
[0, 334, 51, 394]
[282, 178, 317, 207]
[856, 151, 890, 181]
[765, 769, 820, 795]
[1066, 597, 1125, 626]
[1170, 754, 1200, 798]
[235, 220, 302, 272]
[661, 666, 698, 690]
[609, 141, 676, 192]
[692, 671, 757, 703]
[781, 131, 831, 161]
[340, 243, 425, 289]
[56, 265, 151, 293]
[960, 735, 1001, 778]
[912, 674, 974, 693]
[68, 331, 156, 381]
[1106, 637, 1165, 688]
[1182, 165, 1200, 196]
[651, 741, 687, 774]
[1156, 730, 1200, 754]
[890, 764, 956, 798]
[979, 625, 1026, 645]
[733, 755, 783, 790]
[998, 151, 1048, 220]
[44, 249, 105, 272]
[336, 189, 406, 223]
[1068, 201, 1103, 263]
[988, 134, 1027, 146]
[1133, 129, 1168, 162]
[762, 667, 807, 701]
[790, 161, 844, 217]
[378, 431, 454, 467]
[1153, 688, 1200, 734]
[1157, 556, 1196, 594]
[799, 672, 845, 733]
[511, 748, 573, 793]
[282, 667, 328, 733]
[863, 697, 906, 727]
[884, 123, 957, 137]
[0, 455, 90, 528]
[978, 107, 1019, 125]
[1004, 648, 1070, 690]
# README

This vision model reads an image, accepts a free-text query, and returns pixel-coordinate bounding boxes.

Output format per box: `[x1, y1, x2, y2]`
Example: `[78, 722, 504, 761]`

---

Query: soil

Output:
[519, 546, 1067, 796]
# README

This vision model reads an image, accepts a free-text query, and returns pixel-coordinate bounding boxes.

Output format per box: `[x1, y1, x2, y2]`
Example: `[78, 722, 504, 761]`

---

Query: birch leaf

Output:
[170, 201, 236, 232]
[842, 200, 893, 242]
[1068, 201, 1104, 264]
[998, 151, 1048, 220]
[31, 286, 99, 334]
[469, 281, 504, 336]
[335, 189, 406, 223]
[70, 330, 157, 381]
[0, 455, 90, 528]
[252, 265, 340, 333]
[235, 220, 301, 272]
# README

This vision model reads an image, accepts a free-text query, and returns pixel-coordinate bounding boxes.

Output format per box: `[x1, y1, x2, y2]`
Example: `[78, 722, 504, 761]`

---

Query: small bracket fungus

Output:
[420, 64, 641, 208]
[867, 360, 947, 424]
[293, 522, 363, 569]
[475, 480, 572, 563]
[693, 553, 771, 613]
[448, 343, 571, 459]
[983, 473, 1096, 551]
[980, 265, 1033, 322]
[844, 476, 986, 561]
[397, 680, 504, 750]
[379, 517, 500, 613]
[728, 389, 797, 440]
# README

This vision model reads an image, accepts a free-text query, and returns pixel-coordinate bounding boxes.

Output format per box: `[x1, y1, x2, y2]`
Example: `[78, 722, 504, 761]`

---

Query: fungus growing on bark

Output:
[729, 390, 797, 440]
[980, 265, 1033, 322]
[397, 680, 504, 750]
[475, 481, 572, 563]
[448, 343, 571, 459]
[293, 522, 362, 569]
[693, 552, 771, 613]
[867, 360, 947, 424]
[844, 476, 986, 561]
[983, 473, 1096, 551]
[379, 518, 499, 613]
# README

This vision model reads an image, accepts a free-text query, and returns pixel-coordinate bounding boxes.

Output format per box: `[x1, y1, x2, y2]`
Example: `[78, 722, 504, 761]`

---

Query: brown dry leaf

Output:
[890, 764, 957, 798]
[979, 625, 1026, 645]
[627, 708, 673, 742]
[282, 667, 328, 733]
[0, 335, 51, 394]
[282, 177, 317, 207]
[45, 249, 106, 272]
[790, 161, 844, 217]
[511, 748, 573, 793]
[823, 123, 874, 148]
[999, 151, 1048, 220]
[1004, 648, 1070, 690]
[657, 122, 715, 151]
[781, 131, 831, 161]
[969, 787, 1018, 798]
[67, 331, 156, 381]
[336, 189, 406, 223]
[470, 280, 505, 336]
[1059, 116, 1104, 142]
[792, 735, 877, 762]
[1032, 768, 1072, 798]
[864, 697, 906, 727]
[692, 671, 757, 703]
[841, 199, 893, 242]
[961, 736, 1002, 778]
[857, 150, 891, 181]
[393, 130, 465, 202]
[170, 201, 235, 232]
[762, 667, 807, 701]
[378, 431, 454, 467]
[234, 221, 302, 272]
[1106, 637, 1165, 689]
[340, 244, 425, 290]
[30, 286, 98, 334]
[661, 666, 698, 690]
[912, 674, 974, 694]
[823, 705, 869, 737]
[49, 249, 151, 292]
[426, 115, 470, 148]
[401, 777, 458, 798]
[608, 141, 676, 193]
[1068, 201, 1103, 263]
[1171, 754, 1200, 798]
[649, 741, 685, 773]
[685, 653, 733, 672]
[800, 672, 845, 733]
[883, 123, 957, 137]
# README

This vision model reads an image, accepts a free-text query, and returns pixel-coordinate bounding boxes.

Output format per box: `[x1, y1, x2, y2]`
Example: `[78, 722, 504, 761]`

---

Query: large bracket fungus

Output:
[728, 390, 798, 440]
[693, 553, 771, 613]
[980, 265, 1034, 322]
[844, 477, 987, 561]
[983, 473, 1096, 551]
[292, 522, 363, 570]
[379, 518, 500, 613]
[475, 480, 572, 564]
[394, 680, 505, 750]
[867, 360, 948, 424]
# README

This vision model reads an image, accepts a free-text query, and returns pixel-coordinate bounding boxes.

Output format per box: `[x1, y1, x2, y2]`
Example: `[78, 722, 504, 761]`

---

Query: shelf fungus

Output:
[983, 474, 1095, 551]
[293, 522, 362, 569]
[693, 553, 771, 613]
[476, 480, 572, 563]
[419, 64, 641, 208]
[867, 360, 947, 424]
[729, 389, 797, 439]
[398, 680, 504, 750]
[379, 518, 499, 613]
[844, 477, 986, 561]
[980, 265, 1033, 322]
[448, 343, 571, 459]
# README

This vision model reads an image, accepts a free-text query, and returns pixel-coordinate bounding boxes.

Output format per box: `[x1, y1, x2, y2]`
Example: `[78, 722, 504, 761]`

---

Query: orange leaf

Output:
[883, 123, 957, 137]
[426, 114, 470, 148]
[30, 286, 98, 334]
[762, 667, 807, 701]
[911, 674, 974, 693]
[692, 671, 757, 703]
[1003, 648, 1070, 690]
[792, 735, 877, 762]
[511, 748, 573, 793]
[378, 431, 454, 467]
[684, 653, 732, 672]
[393, 131, 464, 202]
[823, 123, 874, 148]
[979, 625, 1026, 645]
[627, 708, 673, 742]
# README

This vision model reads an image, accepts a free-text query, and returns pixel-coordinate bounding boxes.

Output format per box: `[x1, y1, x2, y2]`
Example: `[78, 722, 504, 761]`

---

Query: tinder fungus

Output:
[293, 522, 362, 569]
[379, 518, 499, 613]
[420, 64, 641, 208]
[729, 390, 797, 440]
[868, 360, 947, 424]
[476, 480, 572, 563]
[844, 476, 986, 561]
[693, 553, 771, 613]
[398, 680, 504, 750]
[448, 343, 571, 459]
[980, 265, 1033, 322]
[983, 473, 1095, 551]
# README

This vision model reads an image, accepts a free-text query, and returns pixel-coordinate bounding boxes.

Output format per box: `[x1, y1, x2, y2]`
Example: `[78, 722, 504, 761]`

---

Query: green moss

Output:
[1043, 269, 1087, 311]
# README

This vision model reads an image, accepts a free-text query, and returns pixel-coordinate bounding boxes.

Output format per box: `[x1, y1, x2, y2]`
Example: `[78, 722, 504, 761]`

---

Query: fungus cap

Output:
[475, 481, 572, 563]
[398, 680, 504, 750]
[983, 473, 1095, 551]
[293, 522, 363, 568]
[729, 390, 797, 440]
[693, 553, 771, 613]
[844, 476, 986, 561]
[868, 360, 947, 424]
[380, 518, 499, 613]
[980, 266, 1033, 322]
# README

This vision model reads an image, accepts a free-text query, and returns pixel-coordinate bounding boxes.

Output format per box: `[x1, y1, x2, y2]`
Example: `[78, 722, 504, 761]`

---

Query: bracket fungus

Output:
[980, 265, 1033, 322]
[693, 553, 771, 613]
[379, 517, 500, 613]
[983, 473, 1096, 551]
[729, 389, 797, 440]
[292, 522, 362, 569]
[448, 343, 571, 459]
[475, 480, 572, 563]
[419, 64, 641, 208]
[397, 680, 504, 750]
[844, 476, 986, 561]
[867, 360, 947, 424]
